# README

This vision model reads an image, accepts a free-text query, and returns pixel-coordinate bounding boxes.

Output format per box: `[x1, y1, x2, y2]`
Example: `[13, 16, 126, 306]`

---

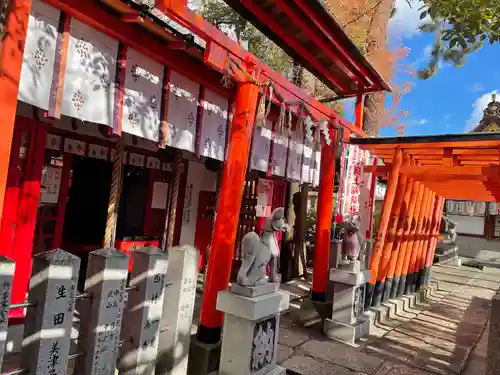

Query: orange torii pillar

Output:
[375, 154, 410, 306]
[422, 197, 445, 286]
[397, 182, 425, 296]
[416, 193, 437, 289]
[415, 191, 436, 290]
[0, 1, 33, 219]
[392, 180, 420, 298]
[197, 61, 261, 345]
[406, 188, 431, 294]
[382, 160, 413, 303]
[366, 148, 403, 309]
[311, 131, 336, 305]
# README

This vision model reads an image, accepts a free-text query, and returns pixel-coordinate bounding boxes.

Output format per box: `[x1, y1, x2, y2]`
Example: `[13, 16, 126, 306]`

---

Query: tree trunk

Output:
[362, 0, 394, 136]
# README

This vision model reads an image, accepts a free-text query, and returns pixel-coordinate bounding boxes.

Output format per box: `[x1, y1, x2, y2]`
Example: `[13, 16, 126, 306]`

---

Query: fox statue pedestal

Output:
[323, 268, 371, 345]
[217, 207, 290, 375]
[216, 283, 289, 375]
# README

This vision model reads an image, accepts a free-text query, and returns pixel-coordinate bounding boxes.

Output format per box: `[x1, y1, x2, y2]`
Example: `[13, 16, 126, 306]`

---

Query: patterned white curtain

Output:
[122, 48, 163, 142]
[18, 0, 60, 110]
[61, 19, 118, 126]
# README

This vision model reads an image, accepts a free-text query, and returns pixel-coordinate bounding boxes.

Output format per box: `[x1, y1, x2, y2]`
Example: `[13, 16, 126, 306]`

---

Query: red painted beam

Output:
[156, 0, 366, 138]
[234, 0, 350, 93]
[294, 0, 384, 91]
[274, 0, 372, 89]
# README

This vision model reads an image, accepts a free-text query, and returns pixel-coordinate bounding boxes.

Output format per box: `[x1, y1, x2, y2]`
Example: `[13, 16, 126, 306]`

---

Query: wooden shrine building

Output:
[0, 0, 389, 356]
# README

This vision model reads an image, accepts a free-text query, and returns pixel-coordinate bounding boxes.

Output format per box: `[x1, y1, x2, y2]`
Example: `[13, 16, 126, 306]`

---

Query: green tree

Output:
[201, 0, 293, 74]
[404, 0, 500, 79]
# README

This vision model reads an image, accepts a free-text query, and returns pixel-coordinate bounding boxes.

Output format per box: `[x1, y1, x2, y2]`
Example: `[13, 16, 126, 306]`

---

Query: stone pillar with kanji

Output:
[216, 282, 289, 375]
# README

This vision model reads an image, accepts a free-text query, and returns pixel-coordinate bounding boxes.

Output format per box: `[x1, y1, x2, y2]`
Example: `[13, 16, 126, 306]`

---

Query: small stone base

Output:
[338, 260, 362, 273]
[323, 317, 370, 345]
[263, 365, 287, 375]
[230, 282, 280, 298]
[216, 289, 289, 375]
[451, 257, 462, 267]
[187, 336, 221, 375]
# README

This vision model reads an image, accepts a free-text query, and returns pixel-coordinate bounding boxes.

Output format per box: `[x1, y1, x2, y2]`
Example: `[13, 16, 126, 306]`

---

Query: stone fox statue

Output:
[237, 207, 289, 286]
[342, 216, 364, 262]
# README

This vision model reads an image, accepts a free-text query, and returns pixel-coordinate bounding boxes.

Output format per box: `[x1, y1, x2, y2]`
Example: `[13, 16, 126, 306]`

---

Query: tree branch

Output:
[342, 0, 384, 28]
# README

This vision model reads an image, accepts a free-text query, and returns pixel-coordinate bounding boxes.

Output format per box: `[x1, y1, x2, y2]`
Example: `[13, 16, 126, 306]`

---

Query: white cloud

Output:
[465, 90, 499, 131]
[417, 118, 428, 125]
[389, 0, 428, 39]
[471, 83, 485, 93]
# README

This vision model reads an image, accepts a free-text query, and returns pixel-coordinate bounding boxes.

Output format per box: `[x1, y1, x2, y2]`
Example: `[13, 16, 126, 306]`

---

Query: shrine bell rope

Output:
[227, 56, 330, 145]
[104, 137, 125, 248]
[166, 150, 184, 249]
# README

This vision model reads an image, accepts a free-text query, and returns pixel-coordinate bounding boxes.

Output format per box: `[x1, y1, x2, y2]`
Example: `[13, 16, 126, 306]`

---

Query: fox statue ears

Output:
[264, 207, 288, 233]
[271, 207, 285, 220]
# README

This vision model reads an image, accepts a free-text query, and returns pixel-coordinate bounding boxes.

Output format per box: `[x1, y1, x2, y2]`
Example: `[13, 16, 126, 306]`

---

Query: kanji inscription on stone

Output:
[118, 247, 168, 375]
[75, 248, 129, 375]
[156, 245, 198, 375]
[0, 257, 14, 369]
[250, 316, 277, 373]
[21, 249, 80, 375]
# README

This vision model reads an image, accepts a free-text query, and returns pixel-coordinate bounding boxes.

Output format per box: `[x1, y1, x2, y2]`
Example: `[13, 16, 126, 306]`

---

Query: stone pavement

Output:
[1, 264, 497, 374]
[278, 264, 500, 375]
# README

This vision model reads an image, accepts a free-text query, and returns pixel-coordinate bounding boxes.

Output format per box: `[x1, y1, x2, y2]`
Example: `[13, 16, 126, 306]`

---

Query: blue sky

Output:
[342, 0, 500, 137]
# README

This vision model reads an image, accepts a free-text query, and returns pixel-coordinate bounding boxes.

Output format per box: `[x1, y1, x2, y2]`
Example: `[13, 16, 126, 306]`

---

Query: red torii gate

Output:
[351, 133, 500, 308]
[152, 0, 390, 345]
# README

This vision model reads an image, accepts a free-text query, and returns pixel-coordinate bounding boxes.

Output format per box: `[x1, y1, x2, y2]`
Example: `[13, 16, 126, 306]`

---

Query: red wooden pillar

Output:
[311, 132, 336, 303]
[197, 62, 261, 344]
[355, 92, 364, 129]
[366, 148, 403, 308]
[53, 154, 73, 248]
[0, 0, 33, 219]
[10, 124, 48, 319]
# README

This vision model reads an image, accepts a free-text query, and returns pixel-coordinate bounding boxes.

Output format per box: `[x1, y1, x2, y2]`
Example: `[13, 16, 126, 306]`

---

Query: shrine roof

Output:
[350, 133, 500, 202]
[223, 0, 391, 97]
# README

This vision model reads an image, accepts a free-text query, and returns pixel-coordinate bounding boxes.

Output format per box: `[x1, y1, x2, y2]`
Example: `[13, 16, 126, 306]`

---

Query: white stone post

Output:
[21, 249, 80, 375]
[323, 268, 371, 345]
[118, 247, 168, 375]
[0, 256, 14, 369]
[217, 283, 290, 375]
[156, 245, 198, 375]
[75, 248, 129, 375]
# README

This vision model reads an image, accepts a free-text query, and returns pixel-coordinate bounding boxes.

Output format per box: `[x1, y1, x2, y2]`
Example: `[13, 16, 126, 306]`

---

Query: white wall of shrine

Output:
[179, 160, 217, 247]
[447, 214, 484, 236]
